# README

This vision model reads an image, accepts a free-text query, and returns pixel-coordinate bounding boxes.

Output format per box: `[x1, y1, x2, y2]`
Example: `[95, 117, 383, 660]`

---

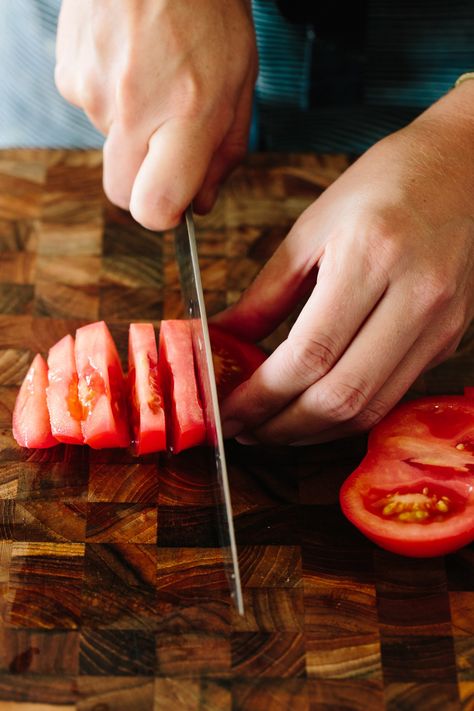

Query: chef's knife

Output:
[174, 206, 244, 616]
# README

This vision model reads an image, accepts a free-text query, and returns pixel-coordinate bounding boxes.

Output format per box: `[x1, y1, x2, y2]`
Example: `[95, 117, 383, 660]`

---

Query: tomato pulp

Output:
[340, 394, 474, 557]
[75, 321, 130, 449]
[209, 324, 267, 401]
[46, 334, 83, 444]
[128, 323, 166, 455]
[12, 354, 58, 449]
[159, 320, 206, 453]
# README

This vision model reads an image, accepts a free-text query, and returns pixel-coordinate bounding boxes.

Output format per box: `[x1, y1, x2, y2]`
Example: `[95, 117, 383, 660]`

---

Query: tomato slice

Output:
[340, 394, 474, 557]
[208, 324, 267, 400]
[75, 321, 130, 449]
[46, 334, 83, 444]
[128, 323, 166, 455]
[13, 354, 58, 449]
[158, 320, 206, 454]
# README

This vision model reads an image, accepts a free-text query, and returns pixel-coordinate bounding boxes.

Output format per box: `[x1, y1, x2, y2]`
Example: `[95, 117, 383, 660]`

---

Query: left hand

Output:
[214, 81, 474, 445]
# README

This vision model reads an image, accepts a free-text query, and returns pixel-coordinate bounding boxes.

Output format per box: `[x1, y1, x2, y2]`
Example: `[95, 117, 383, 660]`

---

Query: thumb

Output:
[129, 116, 221, 230]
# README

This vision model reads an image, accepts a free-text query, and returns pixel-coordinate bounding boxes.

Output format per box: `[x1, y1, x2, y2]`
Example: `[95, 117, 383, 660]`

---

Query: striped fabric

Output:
[253, 0, 474, 153]
[0, 0, 103, 148]
[0, 1, 473, 153]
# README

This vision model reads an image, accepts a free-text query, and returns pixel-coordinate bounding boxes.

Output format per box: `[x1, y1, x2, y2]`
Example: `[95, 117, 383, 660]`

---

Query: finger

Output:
[240, 279, 436, 445]
[220, 238, 389, 435]
[289, 321, 463, 446]
[194, 79, 255, 214]
[103, 123, 148, 210]
[211, 229, 321, 343]
[129, 116, 226, 230]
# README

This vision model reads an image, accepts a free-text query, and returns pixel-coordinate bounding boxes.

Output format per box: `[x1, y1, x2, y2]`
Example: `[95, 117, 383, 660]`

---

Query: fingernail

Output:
[222, 419, 243, 439]
[236, 433, 259, 446]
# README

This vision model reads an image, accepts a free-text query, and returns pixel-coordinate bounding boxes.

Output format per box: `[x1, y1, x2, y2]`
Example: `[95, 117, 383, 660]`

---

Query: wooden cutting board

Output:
[0, 149, 474, 711]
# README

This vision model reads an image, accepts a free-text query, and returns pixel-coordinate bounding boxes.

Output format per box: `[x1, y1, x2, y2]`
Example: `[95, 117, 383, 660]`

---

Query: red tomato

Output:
[209, 324, 267, 400]
[128, 323, 166, 455]
[13, 354, 58, 449]
[46, 334, 83, 444]
[340, 394, 474, 557]
[75, 321, 130, 449]
[159, 320, 206, 454]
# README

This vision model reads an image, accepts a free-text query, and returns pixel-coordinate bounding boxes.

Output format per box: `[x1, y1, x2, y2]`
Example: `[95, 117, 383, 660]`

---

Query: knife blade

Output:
[174, 206, 244, 616]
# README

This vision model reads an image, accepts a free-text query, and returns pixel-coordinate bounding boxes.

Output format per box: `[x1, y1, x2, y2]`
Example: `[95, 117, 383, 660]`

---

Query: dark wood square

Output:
[156, 548, 227, 593]
[155, 632, 231, 678]
[77, 676, 155, 711]
[0, 284, 34, 315]
[80, 629, 155, 676]
[231, 632, 306, 678]
[157, 506, 222, 548]
[155, 589, 231, 635]
[232, 588, 304, 632]
[0, 628, 79, 675]
[85, 503, 157, 544]
[87, 463, 159, 503]
[81, 543, 157, 629]
[5, 542, 84, 629]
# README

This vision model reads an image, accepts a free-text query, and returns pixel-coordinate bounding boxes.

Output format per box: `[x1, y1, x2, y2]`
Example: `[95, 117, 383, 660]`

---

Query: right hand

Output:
[55, 0, 257, 228]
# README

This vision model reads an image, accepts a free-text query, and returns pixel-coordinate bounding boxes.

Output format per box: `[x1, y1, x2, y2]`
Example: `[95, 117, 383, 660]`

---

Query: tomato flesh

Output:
[340, 394, 474, 557]
[159, 320, 206, 453]
[46, 334, 83, 444]
[128, 323, 166, 455]
[13, 354, 58, 449]
[75, 321, 129, 449]
[208, 324, 266, 400]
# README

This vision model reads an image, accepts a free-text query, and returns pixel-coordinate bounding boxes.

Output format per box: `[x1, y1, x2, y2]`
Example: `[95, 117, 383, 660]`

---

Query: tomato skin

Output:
[159, 320, 206, 454]
[208, 324, 266, 400]
[13, 354, 58, 449]
[340, 394, 474, 557]
[46, 334, 84, 444]
[128, 323, 166, 455]
[75, 321, 130, 449]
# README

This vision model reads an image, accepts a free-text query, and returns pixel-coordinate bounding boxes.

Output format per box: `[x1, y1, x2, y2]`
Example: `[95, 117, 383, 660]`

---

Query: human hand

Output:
[55, 0, 257, 228]
[215, 83, 474, 445]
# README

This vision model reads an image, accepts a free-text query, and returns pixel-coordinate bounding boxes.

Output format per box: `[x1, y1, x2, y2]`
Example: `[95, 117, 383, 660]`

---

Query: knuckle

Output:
[411, 270, 457, 313]
[288, 334, 338, 381]
[115, 69, 142, 126]
[443, 309, 465, 343]
[316, 379, 371, 423]
[351, 398, 388, 431]
[366, 225, 403, 278]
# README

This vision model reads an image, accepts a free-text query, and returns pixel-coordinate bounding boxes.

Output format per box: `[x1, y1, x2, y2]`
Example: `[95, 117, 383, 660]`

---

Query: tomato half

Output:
[159, 320, 206, 454]
[340, 394, 474, 557]
[46, 334, 83, 444]
[75, 321, 129, 449]
[208, 324, 267, 400]
[128, 323, 166, 455]
[13, 354, 58, 449]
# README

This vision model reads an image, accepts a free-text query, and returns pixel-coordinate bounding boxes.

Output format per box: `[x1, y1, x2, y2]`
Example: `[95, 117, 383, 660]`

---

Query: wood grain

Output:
[0, 150, 473, 709]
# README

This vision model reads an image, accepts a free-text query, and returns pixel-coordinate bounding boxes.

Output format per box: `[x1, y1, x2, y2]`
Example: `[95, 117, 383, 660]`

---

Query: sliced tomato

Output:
[128, 323, 166, 455]
[75, 321, 129, 449]
[208, 324, 267, 400]
[159, 320, 206, 454]
[46, 334, 83, 444]
[340, 394, 474, 557]
[13, 354, 58, 449]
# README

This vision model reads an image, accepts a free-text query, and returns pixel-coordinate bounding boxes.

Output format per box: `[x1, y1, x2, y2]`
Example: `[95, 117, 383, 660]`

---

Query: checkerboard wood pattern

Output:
[0, 149, 474, 710]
